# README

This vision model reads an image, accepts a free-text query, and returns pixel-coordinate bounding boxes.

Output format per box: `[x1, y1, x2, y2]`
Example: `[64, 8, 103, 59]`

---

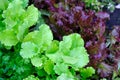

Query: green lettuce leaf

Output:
[31, 56, 43, 67]
[23, 75, 39, 80]
[0, 29, 18, 46]
[0, 0, 9, 10]
[20, 42, 39, 58]
[46, 51, 62, 63]
[57, 73, 74, 80]
[46, 40, 59, 54]
[54, 63, 69, 75]
[20, 24, 53, 67]
[22, 24, 53, 52]
[62, 47, 89, 68]
[2, 0, 25, 29]
[0, 0, 38, 47]
[80, 67, 95, 79]
[44, 60, 54, 75]
[21, 0, 28, 8]
[59, 33, 84, 55]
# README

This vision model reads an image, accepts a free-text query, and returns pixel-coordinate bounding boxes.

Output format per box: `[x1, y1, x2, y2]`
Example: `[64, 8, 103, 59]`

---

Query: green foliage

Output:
[0, 0, 95, 79]
[23, 75, 39, 80]
[80, 67, 95, 79]
[0, 0, 38, 47]
[23, 24, 53, 52]
[21, 0, 29, 8]
[46, 40, 59, 54]
[20, 42, 39, 58]
[20, 24, 53, 67]
[19, 23, 93, 79]
[44, 60, 54, 75]
[46, 33, 89, 69]
[57, 73, 75, 80]
[54, 63, 69, 75]
[31, 56, 43, 67]
[83, 0, 115, 12]
[0, 0, 9, 10]
[84, 0, 101, 10]
[0, 29, 18, 46]
[114, 78, 120, 80]
[100, 0, 115, 12]
[0, 48, 33, 80]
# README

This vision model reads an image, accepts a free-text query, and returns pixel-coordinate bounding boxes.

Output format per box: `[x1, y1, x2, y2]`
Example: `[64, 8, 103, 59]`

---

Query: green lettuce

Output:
[46, 33, 89, 69]
[0, 0, 38, 47]
[23, 75, 39, 80]
[20, 24, 53, 67]
[20, 22, 94, 79]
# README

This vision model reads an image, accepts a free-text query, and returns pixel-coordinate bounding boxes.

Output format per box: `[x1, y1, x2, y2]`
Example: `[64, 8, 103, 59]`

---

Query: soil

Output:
[106, 7, 120, 30]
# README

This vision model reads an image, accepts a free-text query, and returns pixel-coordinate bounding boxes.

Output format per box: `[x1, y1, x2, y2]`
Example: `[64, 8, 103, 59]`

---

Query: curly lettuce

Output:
[0, 0, 38, 47]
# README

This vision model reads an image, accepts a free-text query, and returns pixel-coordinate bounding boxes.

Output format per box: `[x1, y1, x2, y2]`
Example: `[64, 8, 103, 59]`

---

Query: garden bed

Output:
[0, 0, 120, 80]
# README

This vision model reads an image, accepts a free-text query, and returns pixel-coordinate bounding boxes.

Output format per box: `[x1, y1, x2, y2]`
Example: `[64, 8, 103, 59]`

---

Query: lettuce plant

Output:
[20, 24, 95, 80]
[0, 0, 38, 47]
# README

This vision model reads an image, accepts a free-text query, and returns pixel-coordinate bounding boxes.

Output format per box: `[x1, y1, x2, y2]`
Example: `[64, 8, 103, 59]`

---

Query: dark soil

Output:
[106, 8, 120, 30]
